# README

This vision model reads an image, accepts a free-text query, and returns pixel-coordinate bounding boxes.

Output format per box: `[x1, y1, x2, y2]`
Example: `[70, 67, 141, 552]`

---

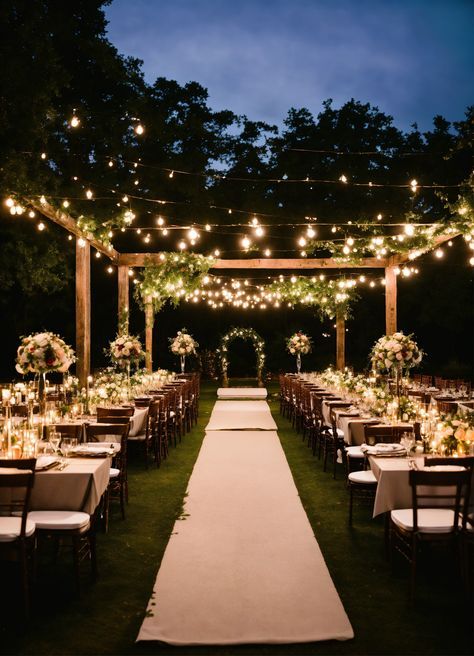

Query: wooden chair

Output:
[54, 423, 84, 442]
[389, 468, 471, 600]
[85, 423, 130, 524]
[324, 404, 351, 478]
[128, 402, 157, 467]
[96, 406, 134, 419]
[0, 459, 36, 617]
[364, 424, 412, 446]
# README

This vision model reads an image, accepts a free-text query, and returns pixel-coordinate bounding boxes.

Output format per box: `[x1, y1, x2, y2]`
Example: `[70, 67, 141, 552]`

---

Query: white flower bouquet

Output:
[169, 329, 198, 356]
[287, 332, 312, 355]
[109, 334, 143, 367]
[371, 331, 422, 373]
[16, 332, 75, 374]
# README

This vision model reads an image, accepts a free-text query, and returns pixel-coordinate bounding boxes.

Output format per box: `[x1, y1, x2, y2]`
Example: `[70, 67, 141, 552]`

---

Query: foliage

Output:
[436, 413, 474, 455]
[266, 276, 358, 319]
[135, 253, 214, 314]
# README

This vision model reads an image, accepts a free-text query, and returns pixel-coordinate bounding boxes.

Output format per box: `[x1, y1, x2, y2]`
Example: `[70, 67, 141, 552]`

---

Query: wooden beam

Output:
[29, 199, 120, 262]
[117, 265, 130, 331]
[336, 310, 345, 371]
[76, 239, 91, 386]
[385, 266, 397, 334]
[389, 231, 462, 266]
[145, 297, 154, 372]
[118, 254, 388, 269]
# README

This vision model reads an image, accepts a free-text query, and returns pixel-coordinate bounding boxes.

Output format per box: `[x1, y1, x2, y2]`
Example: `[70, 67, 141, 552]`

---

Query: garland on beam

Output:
[134, 252, 215, 313]
[265, 276, 359, 319]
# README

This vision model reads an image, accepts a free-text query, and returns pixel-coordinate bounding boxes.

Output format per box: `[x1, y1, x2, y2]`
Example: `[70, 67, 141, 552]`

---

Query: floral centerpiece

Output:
[434, 413, 474, 455]
[16, 332, 75, 413]
[90, 368, 129, 406]
[287, 332, 312, 373]
[16, 332, 75, 375]
[109, 333, 144, 369]
[169, 329, 198, 373]
[371, 331, 423, 374]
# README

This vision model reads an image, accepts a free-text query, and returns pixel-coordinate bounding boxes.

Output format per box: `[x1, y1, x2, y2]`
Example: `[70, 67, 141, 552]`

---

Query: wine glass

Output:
[49, 429, 61, 458]
[61, 437, 77, 459]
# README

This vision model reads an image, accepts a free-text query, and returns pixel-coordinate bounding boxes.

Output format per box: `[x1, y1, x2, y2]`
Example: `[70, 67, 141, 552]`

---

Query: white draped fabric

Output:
[137, 394, 353, 645]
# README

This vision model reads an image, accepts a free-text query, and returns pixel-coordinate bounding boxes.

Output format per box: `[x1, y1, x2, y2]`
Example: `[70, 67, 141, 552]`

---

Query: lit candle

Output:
[2, 389, 11, 404]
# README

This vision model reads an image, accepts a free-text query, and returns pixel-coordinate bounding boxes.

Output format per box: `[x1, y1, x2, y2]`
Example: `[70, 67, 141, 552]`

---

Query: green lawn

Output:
[0, 381, 472, 655]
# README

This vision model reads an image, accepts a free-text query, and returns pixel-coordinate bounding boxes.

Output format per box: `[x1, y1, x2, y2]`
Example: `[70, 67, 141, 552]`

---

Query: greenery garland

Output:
[266, 276, 359, 319]
[217, 326, 266, 385]
[134, 252, 215, 313]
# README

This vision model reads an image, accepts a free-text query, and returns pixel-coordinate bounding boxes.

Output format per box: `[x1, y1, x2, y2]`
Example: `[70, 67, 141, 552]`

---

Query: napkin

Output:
[361, 443, 406, 456]
[35, 456, 59, 471]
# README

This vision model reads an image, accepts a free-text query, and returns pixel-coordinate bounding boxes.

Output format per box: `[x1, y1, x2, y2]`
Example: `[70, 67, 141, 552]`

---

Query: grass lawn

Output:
[0, 380, 472, 655]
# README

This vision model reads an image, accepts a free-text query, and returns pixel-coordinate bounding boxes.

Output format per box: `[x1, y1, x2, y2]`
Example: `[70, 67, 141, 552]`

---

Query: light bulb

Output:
[178, 240, 187, 250]
[188, 228, 199, 240]
[435, 248, 444, 259]
[404, 224, 415, 236]
[254, 226, 264, 237]
[306, 226, 316, 238]
[205, 223, 211, 231]
[70, 115, 80, 128]
[95, 251, 101, 258]
[241, 236, 251, 249]
[78, 237, 86, 247]
[5, 198, 14, 207]
[122, 195, 129, 203]
[62, 200, 70, 208]
[135, 123, 144, 135]
[339, 174, 348, 183]
[38, 222, 45, 231]
[85, 189, 93, 199]
[298, 237, 307, 247]
[264, 249, 271, 257]
[214, 249, 220, 257]
[107, 266, 113, 274]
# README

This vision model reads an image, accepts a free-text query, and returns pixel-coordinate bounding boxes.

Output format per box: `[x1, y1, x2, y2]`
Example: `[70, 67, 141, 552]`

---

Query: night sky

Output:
[105, 0, 474, 131]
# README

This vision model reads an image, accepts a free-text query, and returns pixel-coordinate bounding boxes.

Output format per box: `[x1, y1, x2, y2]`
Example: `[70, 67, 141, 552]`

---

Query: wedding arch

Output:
[218, 327, 266, 387]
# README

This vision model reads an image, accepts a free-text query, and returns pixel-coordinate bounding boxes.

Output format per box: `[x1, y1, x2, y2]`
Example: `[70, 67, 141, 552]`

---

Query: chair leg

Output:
[20, 540, 30, 619]
[72, 536, 81, 596]
[349, 486, 353, 525]
[89, 532, 98, 582]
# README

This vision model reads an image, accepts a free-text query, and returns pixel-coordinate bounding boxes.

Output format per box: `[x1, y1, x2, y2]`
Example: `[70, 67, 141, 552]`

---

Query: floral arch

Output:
[218, 327, 266, 387]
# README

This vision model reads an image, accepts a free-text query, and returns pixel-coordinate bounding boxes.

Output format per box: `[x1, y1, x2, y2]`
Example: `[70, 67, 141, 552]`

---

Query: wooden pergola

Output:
[31, 199, 457, 385]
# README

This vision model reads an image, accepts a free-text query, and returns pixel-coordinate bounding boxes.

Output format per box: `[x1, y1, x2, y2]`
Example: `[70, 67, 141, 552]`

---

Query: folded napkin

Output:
[424, 464, 466, 472]
[72, 445, 113, 458]
[361, 443, 407, 456]
[35, 456, 60, 471]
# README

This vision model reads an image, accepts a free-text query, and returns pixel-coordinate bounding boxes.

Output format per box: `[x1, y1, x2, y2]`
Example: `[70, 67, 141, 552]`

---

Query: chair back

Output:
[0, 458, 36, 539]
[364, 424, 413, 445]
[85, 422, 130, 444]
[96, 406, 134, 419]
[54, 423, 84, 441]
[409, 468, 471, 532]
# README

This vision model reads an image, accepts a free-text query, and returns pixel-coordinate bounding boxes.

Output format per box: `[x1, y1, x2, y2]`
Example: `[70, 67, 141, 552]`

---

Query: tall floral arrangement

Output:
[286, 332, 312, 355]
[370, 331, 422, 373]
[169, 329, 198, 356]
[16, 332, 75, 374]
[109, 334, 143, 368]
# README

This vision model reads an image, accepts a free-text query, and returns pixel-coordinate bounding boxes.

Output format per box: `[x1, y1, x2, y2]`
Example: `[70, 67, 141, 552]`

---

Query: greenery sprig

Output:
[134, 252, 215, 314]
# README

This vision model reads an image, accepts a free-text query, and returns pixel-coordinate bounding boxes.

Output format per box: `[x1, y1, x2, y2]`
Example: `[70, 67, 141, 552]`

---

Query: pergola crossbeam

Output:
[119, 254, 388, 269]
[29, 199, 120, 263]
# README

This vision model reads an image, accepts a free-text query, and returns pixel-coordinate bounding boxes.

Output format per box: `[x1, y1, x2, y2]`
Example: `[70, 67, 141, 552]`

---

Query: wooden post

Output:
[117, 265, 129, 331]
[76, 239, 91, 387]
[145, 297, 154, 372]
[336, 309, 345, 371]
[385, 266, 397, 334]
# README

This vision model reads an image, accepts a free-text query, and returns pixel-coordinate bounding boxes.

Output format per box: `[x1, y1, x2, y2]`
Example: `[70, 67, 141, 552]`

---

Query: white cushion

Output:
[28, 510, 90, 531]
[391, 508, 457, 534]
[109, 467, 120, 479]
[346, 446, 365, 458]
[348, 470, 377, 484]
[333, 428, 345, 439]
[128, 432, 146, 441]
[0, 517, 35, 542]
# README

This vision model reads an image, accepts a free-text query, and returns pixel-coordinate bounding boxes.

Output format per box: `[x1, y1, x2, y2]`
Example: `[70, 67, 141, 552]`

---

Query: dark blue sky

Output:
[105, 0, 473, 132]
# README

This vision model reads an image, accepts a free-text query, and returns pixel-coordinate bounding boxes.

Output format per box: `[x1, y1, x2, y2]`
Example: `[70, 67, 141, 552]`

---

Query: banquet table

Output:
[31, 457, 111, 514]
[369, 455, 474, 518]
[54, 406, 148, 441]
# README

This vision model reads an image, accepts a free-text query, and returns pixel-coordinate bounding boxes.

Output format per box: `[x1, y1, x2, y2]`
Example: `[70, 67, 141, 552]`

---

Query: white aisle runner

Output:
[137, 395, 353, 645]
[205, 400, 277, 431]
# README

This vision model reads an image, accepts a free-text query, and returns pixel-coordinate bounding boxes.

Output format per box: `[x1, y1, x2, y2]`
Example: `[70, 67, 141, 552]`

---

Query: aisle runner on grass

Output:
[137, 399, 353, 645]
[205, 399, 277, 430]
[217, 387, 267, 399]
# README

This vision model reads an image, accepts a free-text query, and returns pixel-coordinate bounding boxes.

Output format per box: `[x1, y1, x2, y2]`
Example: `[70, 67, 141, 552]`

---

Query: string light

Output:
[435, 248, 444, 259]
[37, 222, 45, 231]
[95, 251, 101, 258]
[85, 189, 93, 199]
[134, 123, 145, 135]
[77, 237, 86, 247]
[62, 200, 70, 208]
[241, 236, 251, 249]
[70, 115, 80, 128]
[107, 266, 113, 274]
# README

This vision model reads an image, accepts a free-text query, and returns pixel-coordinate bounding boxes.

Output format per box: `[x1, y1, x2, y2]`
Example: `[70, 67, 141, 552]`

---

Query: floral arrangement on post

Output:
[16, 332, 76, 413]
[108, 334, 144, 369]
[169, 329, 198, 373]
[287, 332, 312, 373]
